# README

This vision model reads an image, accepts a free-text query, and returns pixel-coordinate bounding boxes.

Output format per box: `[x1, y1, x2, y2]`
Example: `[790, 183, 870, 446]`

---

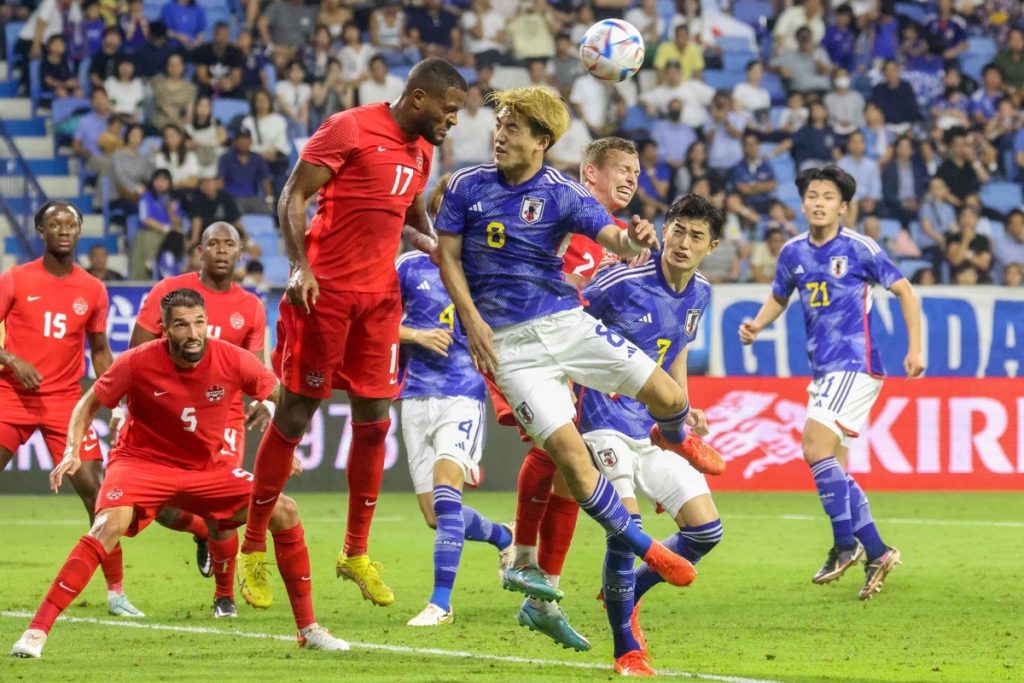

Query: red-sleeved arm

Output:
[238, 347, 276, 401]
[0, 268, 14, 321]
[87, 280, 109, 334]
[417, 141, 432, 193]
[92, 346, 135, 407]
[300, 111, 359, 174]
[243, 300, 266, 353]
[135, 280, 168, 335]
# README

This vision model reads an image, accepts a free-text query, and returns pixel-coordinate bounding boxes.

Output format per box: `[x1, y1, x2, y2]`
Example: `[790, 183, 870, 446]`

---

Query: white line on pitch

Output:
[726, 513, 1024, 528]
[0, 610, 778, 683]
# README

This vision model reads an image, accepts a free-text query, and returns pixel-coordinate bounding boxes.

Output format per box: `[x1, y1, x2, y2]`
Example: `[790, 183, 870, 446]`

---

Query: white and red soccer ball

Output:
[579, 19, 646, 83]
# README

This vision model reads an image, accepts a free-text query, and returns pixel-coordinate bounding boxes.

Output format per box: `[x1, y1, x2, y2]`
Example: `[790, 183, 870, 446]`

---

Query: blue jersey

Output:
[772, 227, 904, 379]
[435, 164, 613, 329]
[578, 259, 711, 440]
[396, 251, 485, 402]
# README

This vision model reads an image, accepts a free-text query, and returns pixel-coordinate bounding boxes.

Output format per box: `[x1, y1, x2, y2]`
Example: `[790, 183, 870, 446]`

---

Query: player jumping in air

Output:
[740, 166, 924, 599]
[0, 200, 141, 618]
[580, 194, 724, 675]
[397, 177, 515, 627]
[11, 288, 347, 658]
[238, 58, 467, 608]
[435, 87, 723, 609]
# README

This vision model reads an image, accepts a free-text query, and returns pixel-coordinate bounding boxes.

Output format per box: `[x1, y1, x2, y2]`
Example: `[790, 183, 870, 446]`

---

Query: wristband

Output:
[626, 234, 643, 252]
[261, 399, 276, 418]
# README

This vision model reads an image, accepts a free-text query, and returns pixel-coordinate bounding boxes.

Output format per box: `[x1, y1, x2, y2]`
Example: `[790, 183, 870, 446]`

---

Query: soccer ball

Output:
[579, 19, 645, 83]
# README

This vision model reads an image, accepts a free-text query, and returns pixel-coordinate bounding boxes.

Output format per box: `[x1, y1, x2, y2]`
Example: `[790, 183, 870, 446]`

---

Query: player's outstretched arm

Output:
[400, 324, 452, 357]
[87, 331, 114, 377]
[0, 346, 42, 390]
[437, 232, 498, 374]
[738, 294, 789, 345]
[596, 215, 661, 259]
[889, 278, 925, 378]
[52, 388, 104, 492]
[278, 160, 333, 313]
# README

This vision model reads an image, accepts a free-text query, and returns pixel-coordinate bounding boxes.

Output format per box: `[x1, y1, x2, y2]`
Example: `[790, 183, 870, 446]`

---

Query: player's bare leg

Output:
[155, 506, 212, 578]
[640, 369, 726, 476]
[335, 394, 394, 606]
[12, 506, 134, 658]
[66, 460, 142, 617]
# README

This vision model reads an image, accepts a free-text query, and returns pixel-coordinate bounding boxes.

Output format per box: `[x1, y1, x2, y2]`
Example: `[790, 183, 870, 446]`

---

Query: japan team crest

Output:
[520, 196, 545, 224]
[205, 384, 225, 402]
[598, 448, 617, 467]
[685, 309, 701, 336]
[230, 312, 244, 330]
[72, 297, 88, 315]
[515, 401, 534, 424]
[830, 256, 848, 278]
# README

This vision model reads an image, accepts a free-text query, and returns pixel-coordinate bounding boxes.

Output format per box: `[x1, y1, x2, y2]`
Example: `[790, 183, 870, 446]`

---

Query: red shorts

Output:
[96, 456, 252, 537]
[272, 289, 402, 400]
[0, 395, 102, 463]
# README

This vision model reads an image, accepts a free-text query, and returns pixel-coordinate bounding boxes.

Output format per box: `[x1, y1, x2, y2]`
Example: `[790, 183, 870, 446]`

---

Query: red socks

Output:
[167, 511, 210, 540]
[99, 542, 124, 594]
[515, 447, 557, 547]
[243, 424, 300, 554]
[538, 494, 579, 576]
[272, 523, 315, 630]
[343, 419, 389, 557]
[208, 534, 238, 599]
[30, 535, 106, 633]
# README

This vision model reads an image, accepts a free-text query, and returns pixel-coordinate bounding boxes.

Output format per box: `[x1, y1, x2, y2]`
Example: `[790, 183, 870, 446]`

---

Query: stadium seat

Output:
[894, 2, 929, 25]
[28, 59, 41, 112]
[979, 182, 1023, 216]
[987, 220, 1005, 242]
[777, 183, 802, 207]
[78, 56, 92, 95]
[241, 213, 276, 237]
[723, 50, 757, 75]
[703, 69, 740, 92]
[52, 96, 91, 124]
[899, 258, 933, 280]
[212, 98, 251, 128]
[251, 232, 280, 255]
[732, 1, 772, 31]
[761, 72, 786, 105]
[960, 37, 998, 80]
[717, 36, 755, 54]
[262, 255, 290, 284]
[5, 22, 23, 71]
[878, 219, 902, 241]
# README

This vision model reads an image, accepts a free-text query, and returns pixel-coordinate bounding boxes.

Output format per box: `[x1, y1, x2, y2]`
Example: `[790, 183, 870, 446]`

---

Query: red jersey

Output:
[135, 272, 266, 351]
[92, 338, 276, 470]
[561, 216, 626, 281]
[300, 103, 433, 293]
[0, 260, 107, 400]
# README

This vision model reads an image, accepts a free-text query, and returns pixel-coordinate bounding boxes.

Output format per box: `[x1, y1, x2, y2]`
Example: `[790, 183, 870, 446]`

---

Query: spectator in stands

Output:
[154, 123, 200, 190]
[823, 68, 864, 137]
[838, 131, 882, 218]
[918, 176, 956, 264]
[869, 60, 923, 131]
[462, 0, 507, 69]
[698, 220, 742, 283]
[338, 21, 375, 106]
[776, 91, 809, 136]
[407, 0, 463, 63]
[193, 21, 244, 99]
[674, 140, 711, 196]
[773, 26, 832, 97]
[935, 126, 986, 209]
[151, 53, 197, 131]
[105, 57, 143, 124]
[507, 0, 557, 61]
[443, 83, 494, 171]
[242, 89, 291, 191]
[773, 101, 836, 171]
[624, 0, 664, 48]
[951, 262, 979, 285]
[749, 227, 786, 283]
[275, 61, 312, 137]
[12, 0, 69, 94]
[994, 27, 1024, 92]
[547, 115, 592, 174]
[862, 101, 893, 163]
[316, 0, 352, 41]
[729, 132, 777, 215]
[910, 267, 937, 285]
[71, 0, 106, 65]
[259, 0, 318, 65]
[945, 205, 992, 282]
[242, 259, 268, 292]
[706, 91, 747, 183]
[359, 55, 404, 105]
[653, 24, 704, 83]
[237, 29, 269, 96]
[821, 3, 857, 73]
[924, 0, 968, 62]
[763, 199, 799, 236]
[651, 99, 696, 169]
[133, 168, 184, 279]
[970, 64, 1006, 128]
[85, 243, 124, 282]
[186, 169, 242, 246]
[732, 61, 771, 125]
[930, 76, 974, 131]
[635, 139, 671, 220]
[134, 21, 181, 80]
[641, 60, 714, 129]
[569, 67, 613, 136]
[1003, 262, 1023, 286]
[899, 22, 931, 70]
[88, 26, 122, 91]
[773, 0, 825, 53]
[526, 59, 555, 89]
[994, 210, 1024, 284]
[111, 123, 156, 206]
[568, 2, 595, 44]
[882, 135, 929, 226]
[120, 0, 150, 54]
[218, 128, 272, 215]
[161, 0, 206, 51]
[690, 174, 724, 209]
[73, 88, 115, 187]
[310, 58, 345, 128]
[551, 32, 584, 98]
[186, 95, 226, 177]
[369, 0, 419, 67]
[303, 24, 337, 84]
[39, 34, 80, 106]
[722, 192, 761, 247]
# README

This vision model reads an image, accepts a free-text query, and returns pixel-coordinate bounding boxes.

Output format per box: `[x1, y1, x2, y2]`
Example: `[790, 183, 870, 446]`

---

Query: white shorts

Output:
[583, 429, 710, 519]
[400, 396, 486, 494]
[492, 308, 658, 443]
[806, 371, 883, 447]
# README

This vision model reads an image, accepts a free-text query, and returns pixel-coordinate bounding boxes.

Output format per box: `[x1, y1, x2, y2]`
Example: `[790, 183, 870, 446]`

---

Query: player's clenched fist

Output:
[903, 351, 925, 379]
[285, 264, 320, 313]
[464, 316, 498, 375]
[4, 355, 43, 391]
[628, 215, 660, 250]
[413, 327, 453, 357]
[738, 320, 760, 345]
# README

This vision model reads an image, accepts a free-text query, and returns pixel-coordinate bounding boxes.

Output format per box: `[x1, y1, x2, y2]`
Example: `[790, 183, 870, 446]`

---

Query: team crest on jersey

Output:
[515, 401, 534, 424]
[685, 309, 701, 336]
[206, 384, 225, 402]
[598, 449, 617, 467]
[72, 297, 89, 316]
[415, 153, 423, 169]
[306, 371, 325, 389]
[106, 488, 123, 501]
[230, 312, 244, 330]
[830, 256, 849, 278]
[520, 197, 545, 224]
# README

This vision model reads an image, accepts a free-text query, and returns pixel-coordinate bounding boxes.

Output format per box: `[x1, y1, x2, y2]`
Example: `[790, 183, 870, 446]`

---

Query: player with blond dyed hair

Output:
[435, 86, 724, 629]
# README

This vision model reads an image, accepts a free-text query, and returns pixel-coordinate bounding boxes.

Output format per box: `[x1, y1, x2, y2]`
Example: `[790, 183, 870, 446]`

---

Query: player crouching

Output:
[12, 289, 347, 658]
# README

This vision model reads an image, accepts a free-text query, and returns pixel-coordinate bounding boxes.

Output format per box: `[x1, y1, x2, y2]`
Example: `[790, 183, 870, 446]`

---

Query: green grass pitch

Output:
[0, 491, 1020, 682]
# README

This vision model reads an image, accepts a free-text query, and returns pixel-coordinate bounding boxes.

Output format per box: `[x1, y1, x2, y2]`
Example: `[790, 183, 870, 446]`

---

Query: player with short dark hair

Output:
[239, 57, 468, 608]
[11, 288, 347, 658]
[0, 200, 141, 618]
[740, 165, 925, 599]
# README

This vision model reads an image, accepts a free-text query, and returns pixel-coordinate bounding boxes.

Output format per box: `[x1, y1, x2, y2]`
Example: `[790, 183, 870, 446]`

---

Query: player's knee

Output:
[638, 372, 686, 416]
[88, 510, 129, 550]
[269, 494, 299, 529]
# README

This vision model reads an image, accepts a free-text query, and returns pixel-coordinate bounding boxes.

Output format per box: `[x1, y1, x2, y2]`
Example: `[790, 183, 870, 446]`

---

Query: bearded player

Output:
[0, 200, 141, 618]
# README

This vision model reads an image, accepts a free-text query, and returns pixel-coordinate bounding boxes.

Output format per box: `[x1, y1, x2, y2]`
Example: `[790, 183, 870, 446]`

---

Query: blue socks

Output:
[462, 506, 512, 550]
[650, 404, 690, 443]
[578, 475, 652, 558]
[847, 474, 888, 560]
[604, 513, 642, 658]
[430, 485, 464, 611]
[810, 457, 856, 550]
[634, 519, 723, 602]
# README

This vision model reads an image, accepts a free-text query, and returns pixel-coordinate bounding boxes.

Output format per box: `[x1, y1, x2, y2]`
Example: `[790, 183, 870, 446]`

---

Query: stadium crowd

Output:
[3, 0, 1024, 286]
